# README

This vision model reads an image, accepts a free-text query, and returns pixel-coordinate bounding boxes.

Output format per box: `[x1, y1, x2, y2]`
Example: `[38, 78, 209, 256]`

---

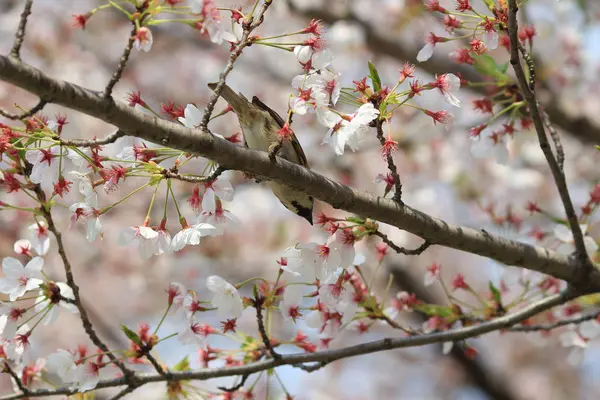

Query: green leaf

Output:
[489, 281, 502, 305]
[173, 356, 190, 372]
[368, 61, 382, 92]
[415, 304, 454, 317]
[121, 325, 142, 346]
[148, 174, 163, 186]
[472, 54, 508, 83]
[346, 216, 365, 224]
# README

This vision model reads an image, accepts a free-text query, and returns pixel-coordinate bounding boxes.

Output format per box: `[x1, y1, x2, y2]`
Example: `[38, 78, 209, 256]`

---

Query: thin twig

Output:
[0, 99, 46, 120]
[372, 230, 431, 256]
[163, 165, 227, 183]
[3, 362, 29, 397]
[541, 110, 565, 171]
[104, 26, 137, 99]
[510, 310, 600, 332]
[108, 384, 139, 400]
[375, 120, 403, 203]
[58, 129, 126, 147]
[10, 0, 34, 59]
[507, 0, 590, 271]
[200, 1, 273, 128]
[35, 187, 137, 385]
[145, 352, 168, 377]
[218, 373, 249, 392]
[255, 297, 280, 360]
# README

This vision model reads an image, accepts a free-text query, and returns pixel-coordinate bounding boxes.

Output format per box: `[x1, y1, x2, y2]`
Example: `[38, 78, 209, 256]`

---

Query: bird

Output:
[208, 82, 314, 224]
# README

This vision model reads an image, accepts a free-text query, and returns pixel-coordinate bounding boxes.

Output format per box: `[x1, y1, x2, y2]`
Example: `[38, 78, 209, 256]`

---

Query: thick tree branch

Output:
[507, 1, 590, 272]
[0, 55, 598, 290]
[0, 289, 578, 399]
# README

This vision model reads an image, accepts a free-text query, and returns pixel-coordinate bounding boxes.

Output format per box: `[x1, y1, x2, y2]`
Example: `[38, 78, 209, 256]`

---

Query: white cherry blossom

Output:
[205, 276, 243, 318]
[554, 224, 598, 258]
[0, 257, 44, 301]
[117, 226, 159, 259]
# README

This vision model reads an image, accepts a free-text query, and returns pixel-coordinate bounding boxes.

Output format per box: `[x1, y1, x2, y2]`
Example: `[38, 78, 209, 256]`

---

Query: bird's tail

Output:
[207, 82, 249, 115]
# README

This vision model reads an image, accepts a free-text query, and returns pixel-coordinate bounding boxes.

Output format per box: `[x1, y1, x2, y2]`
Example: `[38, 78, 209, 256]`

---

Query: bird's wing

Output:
[251, 96, 309, 168]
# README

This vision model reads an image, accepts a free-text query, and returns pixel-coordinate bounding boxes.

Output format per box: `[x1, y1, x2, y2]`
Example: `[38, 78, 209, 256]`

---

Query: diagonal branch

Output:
[58, 129, 126, 147]
[9, 0, 33, 60]
[507, 0, 590, 271]
[0, 54, 598, 290]
[103, 25, 137, 99]
[35, 190, 137, 385]
[0, 289, 579, 400]
[200, 1, 273, 128]
[0, 99, 46, 120]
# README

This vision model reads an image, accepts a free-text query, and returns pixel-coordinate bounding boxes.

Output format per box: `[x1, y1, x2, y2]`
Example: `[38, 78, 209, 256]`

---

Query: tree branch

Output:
[57, 129, 126, 147]
[200, 1, 273, 128]
[9, 0, 33, 60]
[0, 99, 46, 120]
[507, 0, 591, 273]
[0, 54, 598, 290]
[103, 25, 137, 99]
[375, 120, 403, 203]
[36, 190, 137, 385]
[0, 289, 579, 400]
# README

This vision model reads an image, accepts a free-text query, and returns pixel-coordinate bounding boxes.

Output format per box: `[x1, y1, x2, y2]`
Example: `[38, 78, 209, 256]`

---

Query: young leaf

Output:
[489, 281, 502, 305]
[121, 325, 143, 346]
[368, 61, 382, 92]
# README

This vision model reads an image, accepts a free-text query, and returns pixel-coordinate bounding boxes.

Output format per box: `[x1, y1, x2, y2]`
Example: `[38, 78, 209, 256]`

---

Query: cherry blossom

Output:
[327, 230, 356, 270]
[13, 239, 32, 257]
[69, 202, 103, 242]
[0, 308, 25, 340]
[431, 74, 461, 107]
[281, 284, 304, 322]
[205, 275, 243, 318]
[202, 178, 234, 214]
[0, 257, 44, 301]
[424, 263, 441, 286]
[68, 171, 98, 208]
[559, 330, 588, 366]
[28, 222, 50, 256]
[170, 223, 216, 251]
[117, 226, 159, 260]
[319, 282, 357, 325]
[318, 103, 380, 155]
[34, 282, 78, 325]
[46, 349, 80, 389]
[554, 224, 598, 257]
[25, 147, 63, 186]
[417, 33, 447, 62]
[196, 202, 240, 235]
[133, 27, 153, 52]
[281, 244, 320, 281]
[178, 104, 203, 129]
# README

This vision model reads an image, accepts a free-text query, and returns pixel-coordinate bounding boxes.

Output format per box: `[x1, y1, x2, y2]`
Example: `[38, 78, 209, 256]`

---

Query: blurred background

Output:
[2, 0, 600, 398]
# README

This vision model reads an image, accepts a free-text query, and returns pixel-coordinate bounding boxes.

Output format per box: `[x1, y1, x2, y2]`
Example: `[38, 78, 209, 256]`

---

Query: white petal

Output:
[417, 43, 435, 62]
[554, 224, 574, 242]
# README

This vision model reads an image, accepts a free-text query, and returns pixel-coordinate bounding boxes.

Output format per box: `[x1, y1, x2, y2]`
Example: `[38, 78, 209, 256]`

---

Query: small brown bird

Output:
[208, 82, 314, 224]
